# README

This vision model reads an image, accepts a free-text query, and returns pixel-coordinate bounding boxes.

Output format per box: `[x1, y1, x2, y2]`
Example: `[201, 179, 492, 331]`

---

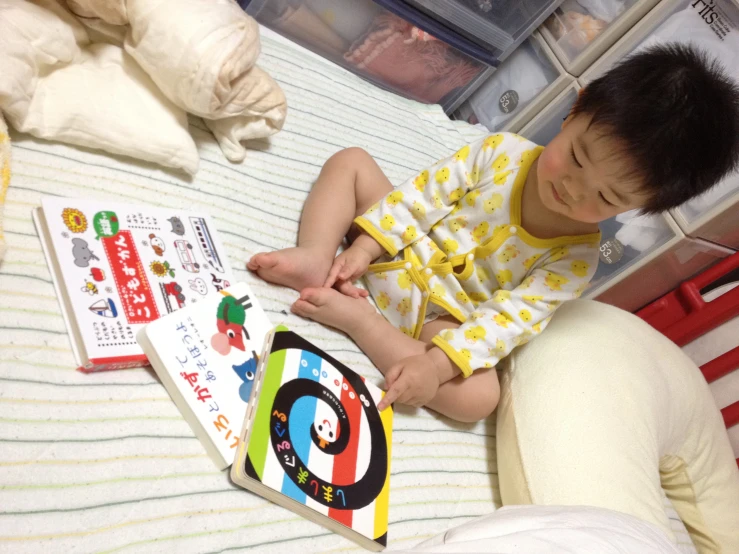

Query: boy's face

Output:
[536, 113, 648, 223]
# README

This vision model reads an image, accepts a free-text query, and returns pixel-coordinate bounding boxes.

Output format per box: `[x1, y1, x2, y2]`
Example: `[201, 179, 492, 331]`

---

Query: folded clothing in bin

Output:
[344, 13, 482, 104]
[467, 40, 553, 130]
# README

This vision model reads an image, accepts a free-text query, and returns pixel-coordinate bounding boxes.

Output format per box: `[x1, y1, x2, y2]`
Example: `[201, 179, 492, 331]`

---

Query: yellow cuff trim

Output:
[354, 217, 399, 257]
[432, 336, 473, 378]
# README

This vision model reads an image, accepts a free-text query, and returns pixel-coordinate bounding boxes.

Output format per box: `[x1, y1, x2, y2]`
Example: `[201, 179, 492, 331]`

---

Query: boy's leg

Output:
[293, 288, 500, 423]
[248, 148, 394, 291]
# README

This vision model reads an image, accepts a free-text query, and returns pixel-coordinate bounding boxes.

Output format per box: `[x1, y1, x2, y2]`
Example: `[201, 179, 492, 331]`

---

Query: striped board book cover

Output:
[231, 326, 393, 551]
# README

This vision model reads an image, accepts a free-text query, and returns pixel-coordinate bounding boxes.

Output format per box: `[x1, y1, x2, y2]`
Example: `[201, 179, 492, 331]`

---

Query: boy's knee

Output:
[457, 382, 500, 423]
[331, 147, 372, 166]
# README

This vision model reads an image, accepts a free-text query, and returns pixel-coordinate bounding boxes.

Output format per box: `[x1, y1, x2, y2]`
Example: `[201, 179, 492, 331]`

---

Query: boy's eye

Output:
[599, 192, 615, 207]
[570, 144, 582, 168]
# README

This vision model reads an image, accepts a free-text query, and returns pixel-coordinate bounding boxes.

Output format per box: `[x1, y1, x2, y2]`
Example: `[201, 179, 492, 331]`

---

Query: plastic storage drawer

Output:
[580, 0, 739, 250]
[539, 0, 661, 75]
[396, 0, 564, 60]
[452, 32, 573, 134]
[672, 173, 739, 250]
[242, 0, 495, 112]
[518, 83, 733, 311]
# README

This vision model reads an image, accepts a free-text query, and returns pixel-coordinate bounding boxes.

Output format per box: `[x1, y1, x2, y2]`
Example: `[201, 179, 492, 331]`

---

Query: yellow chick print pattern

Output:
[448, 187, 465, 203]
[376, 292, 391, 310]
[464, 326, 486, 344]
[380, 214, 396, 231]
[411, 201, 426, 221]
[483, 193, 503, 214]
[447, 216, 467, 233]
[497, 245, 519, 264]
[465, 189, 481, 207]
[435, 167, 450, 185]
[402, 226, 418, 245]
[414, 170, 429, 192]
[523, 253, 542, 269]
[471, 221, 490, 244]
[482, 134, 504, 150]
[397, 270, 412, 290]
[353, 132, 600, 377]
[456, 291, 471, 305]
[544, 272, 569, 291]
[571, 260, 589, 277]
[397, 297, 412, 316]
[442, 238, 459, 254]
[496, 269, 513, 288]
[386, 191, 403, 208]
[454, 145, 471, 163]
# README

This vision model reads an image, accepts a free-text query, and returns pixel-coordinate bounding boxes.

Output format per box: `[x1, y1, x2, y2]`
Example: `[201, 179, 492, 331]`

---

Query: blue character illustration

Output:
[232, 350, 259, 402]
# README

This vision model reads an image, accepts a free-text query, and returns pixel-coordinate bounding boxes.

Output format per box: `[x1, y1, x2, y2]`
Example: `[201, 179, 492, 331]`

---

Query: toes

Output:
[291, 299, 317, 318]
[249, 252, 278, 270]
[299, 287, 336, 307]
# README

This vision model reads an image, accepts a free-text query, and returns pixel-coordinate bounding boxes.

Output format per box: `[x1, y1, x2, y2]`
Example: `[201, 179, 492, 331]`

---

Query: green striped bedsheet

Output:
[0, 34, 499, 553]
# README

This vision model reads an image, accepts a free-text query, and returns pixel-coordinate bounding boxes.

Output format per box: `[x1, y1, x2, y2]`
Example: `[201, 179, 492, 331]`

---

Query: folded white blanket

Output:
[400, 505, 681, 553]
[0, 0, 286, 172]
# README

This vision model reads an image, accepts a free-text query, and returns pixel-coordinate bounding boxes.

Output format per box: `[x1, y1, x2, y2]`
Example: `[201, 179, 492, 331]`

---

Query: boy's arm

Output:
[355, 133, 534, 257]
[431, 243, 600, 377]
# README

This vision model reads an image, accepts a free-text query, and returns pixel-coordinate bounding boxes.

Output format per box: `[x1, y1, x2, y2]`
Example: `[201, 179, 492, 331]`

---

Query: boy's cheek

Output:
[538, 147, 561, 181]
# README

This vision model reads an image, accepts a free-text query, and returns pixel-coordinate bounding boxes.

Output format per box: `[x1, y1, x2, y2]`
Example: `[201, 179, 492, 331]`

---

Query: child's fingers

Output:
[384, 364, 402, 389]
[323, 260, 344, 288]
[336, 280, 363, 298]
[378, 379, 406, 411]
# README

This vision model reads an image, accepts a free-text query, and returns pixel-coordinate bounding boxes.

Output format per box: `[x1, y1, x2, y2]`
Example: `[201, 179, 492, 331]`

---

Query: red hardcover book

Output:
[33, 197, 235, 372]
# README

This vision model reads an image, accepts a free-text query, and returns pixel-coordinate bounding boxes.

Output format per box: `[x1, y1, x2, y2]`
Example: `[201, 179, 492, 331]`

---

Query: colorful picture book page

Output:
[41, 197, 234, 361]
[244, 330, 392, 547]
[145, 282, 272, 466]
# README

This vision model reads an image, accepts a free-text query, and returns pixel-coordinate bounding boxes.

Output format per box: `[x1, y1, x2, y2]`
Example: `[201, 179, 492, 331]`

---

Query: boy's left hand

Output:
[377, 353, 440, 410]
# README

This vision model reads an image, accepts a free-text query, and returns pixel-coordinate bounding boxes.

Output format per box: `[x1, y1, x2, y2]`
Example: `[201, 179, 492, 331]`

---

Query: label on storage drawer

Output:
[599, 238, 625, 264]
[499, 90, 519, 114]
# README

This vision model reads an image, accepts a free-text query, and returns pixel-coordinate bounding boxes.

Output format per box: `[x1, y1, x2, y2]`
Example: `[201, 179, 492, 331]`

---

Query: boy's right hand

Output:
[324, 234, 382, 298]
[323, 244, 373, 298]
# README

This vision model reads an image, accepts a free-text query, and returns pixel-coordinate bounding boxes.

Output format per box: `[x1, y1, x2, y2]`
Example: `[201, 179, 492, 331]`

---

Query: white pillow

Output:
[496, 300, 739, 553]
[19, 43, 199, 174]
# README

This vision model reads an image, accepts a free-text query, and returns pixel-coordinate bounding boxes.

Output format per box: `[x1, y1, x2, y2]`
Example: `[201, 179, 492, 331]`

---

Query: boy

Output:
[248, 44, 739, 422]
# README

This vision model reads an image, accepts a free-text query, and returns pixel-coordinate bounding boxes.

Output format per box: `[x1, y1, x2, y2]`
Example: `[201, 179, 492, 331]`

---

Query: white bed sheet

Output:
[0, 31, 502, 553]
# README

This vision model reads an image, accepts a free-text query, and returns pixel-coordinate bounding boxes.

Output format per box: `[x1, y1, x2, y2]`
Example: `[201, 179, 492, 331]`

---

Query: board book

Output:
[231, 326, 393, 551]
[33, 196, 234, 372]
[137, 282, 272, 470]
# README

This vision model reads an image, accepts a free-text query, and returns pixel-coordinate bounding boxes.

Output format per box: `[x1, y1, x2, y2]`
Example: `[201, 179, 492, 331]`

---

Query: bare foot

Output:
[291, 287, 378, 334]
[247, 247, 332, 291]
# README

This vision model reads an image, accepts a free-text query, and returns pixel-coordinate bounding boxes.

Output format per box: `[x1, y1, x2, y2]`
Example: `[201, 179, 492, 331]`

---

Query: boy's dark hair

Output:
[572, 43, 739, 214]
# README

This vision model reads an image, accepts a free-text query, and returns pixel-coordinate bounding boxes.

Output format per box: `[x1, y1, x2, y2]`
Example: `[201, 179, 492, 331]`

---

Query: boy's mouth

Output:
[552, 184, 566, 205]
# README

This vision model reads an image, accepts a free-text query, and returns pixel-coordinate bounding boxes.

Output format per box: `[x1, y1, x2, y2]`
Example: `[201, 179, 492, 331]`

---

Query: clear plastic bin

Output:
[451, 32, 572, 133]
[672, 172, 739, 249]
[539, 0, 660, 75]
[580, 0, 739, 249]
[242, 0, 493, 112]
[517, 83, 732, 311]
[518, 81, 580, 145]
[590, 210, 675, 292]
[580, 0, 739, 83]
[396, 0, 563, 58]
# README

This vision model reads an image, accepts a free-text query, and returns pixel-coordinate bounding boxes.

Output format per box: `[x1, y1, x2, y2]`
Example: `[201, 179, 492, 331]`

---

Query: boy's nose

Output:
[562, 177, 584, 202]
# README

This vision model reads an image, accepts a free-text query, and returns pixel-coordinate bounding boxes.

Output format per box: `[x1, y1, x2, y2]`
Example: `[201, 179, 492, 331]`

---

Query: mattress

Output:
[0, 30, 499, 552]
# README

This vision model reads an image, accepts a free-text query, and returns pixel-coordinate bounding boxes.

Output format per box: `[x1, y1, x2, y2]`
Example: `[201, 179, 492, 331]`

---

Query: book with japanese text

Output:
[231, 326, 393, 551]
[137, 282, 272, 470]
[33, 196, 235, 372]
